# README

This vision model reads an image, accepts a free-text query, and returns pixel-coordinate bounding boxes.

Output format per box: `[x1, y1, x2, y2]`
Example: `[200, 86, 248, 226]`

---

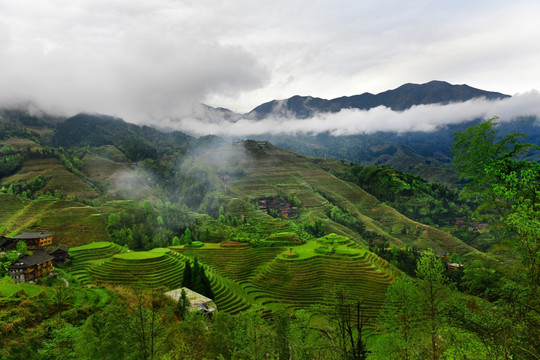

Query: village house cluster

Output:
[258, 197, 299, 219]
[1, 232, 69, 283]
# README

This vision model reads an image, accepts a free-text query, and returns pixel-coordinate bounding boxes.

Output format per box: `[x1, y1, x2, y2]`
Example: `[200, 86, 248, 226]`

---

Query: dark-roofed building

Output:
[50, 246, 69, 263]
[13, 232, 53, 250]
[7, 249, 54, 283]
[0, 236, 16, 252]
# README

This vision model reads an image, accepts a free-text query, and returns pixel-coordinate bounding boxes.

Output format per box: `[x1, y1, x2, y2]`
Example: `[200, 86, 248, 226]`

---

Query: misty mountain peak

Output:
[247, 81, 509, 120]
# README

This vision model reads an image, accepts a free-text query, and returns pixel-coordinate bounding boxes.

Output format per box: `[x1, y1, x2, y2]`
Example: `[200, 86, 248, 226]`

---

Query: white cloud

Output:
[166, 92, 540, 137]
[0, 0, 539, 118]
[0, 0, 267, 121]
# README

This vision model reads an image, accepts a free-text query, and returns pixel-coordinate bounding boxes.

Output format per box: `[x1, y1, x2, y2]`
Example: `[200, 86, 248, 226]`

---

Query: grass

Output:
[0, 283, 44, 298]
[113, 251, 165, 260]
[71, 241, 113, 251]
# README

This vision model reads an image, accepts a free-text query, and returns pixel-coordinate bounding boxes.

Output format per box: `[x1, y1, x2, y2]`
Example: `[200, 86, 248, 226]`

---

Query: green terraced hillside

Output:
[169, 237, 396, 317]
[213, 141, 475, 253]
[1, 158, 98, 198]
[69, 242, 127, 284]
[68, 238, 395, 317]
[88, 249, 184, 289]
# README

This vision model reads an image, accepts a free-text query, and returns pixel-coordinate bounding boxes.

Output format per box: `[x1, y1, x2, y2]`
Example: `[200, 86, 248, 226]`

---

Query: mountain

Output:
[247, 80, 509, 119]
[2, 81, 535, 186]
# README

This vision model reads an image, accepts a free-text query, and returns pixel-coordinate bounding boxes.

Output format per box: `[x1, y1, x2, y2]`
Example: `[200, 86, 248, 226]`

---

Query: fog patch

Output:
[109, 169, 154, 201]
[167, 91, 540, 137]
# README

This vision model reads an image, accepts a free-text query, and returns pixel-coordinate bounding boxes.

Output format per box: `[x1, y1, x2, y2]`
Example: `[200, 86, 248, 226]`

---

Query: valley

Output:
[0, 92, 538, 359]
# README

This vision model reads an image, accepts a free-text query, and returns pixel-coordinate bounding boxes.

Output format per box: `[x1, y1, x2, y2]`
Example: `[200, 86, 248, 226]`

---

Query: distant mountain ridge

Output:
[245, 80, 509, 119]
[0, 80, 529, 185]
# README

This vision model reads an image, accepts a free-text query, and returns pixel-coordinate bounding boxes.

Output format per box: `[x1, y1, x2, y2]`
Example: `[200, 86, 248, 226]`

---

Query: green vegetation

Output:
[0, 112, 538, 359]
[113, 251, 165, 260]
[331, 163, 468, 227]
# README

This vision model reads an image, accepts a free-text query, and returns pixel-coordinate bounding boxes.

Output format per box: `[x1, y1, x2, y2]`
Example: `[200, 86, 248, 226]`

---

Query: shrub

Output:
[282, 251, 299, 259]
[314, 246, 333, 255]
[186, 241, 204, 248]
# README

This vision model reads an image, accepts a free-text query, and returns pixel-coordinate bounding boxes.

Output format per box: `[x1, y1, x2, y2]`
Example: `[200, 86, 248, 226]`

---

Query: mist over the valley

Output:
[160, 91, 540, 137]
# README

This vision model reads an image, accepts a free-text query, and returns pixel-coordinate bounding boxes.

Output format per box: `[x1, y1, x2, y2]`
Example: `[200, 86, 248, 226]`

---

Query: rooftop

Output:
[165, 287, 217, 312]
[0, 236, 14, 248]
[13, 232, 53, 240]
[7, 249, 54, 269]
[51, 246, 69, 254]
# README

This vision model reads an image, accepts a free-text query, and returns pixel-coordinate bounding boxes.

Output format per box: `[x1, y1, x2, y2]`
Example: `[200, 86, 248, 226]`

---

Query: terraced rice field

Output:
[173, 245, 284, 282]
[69, 242, 126, 284]
[69, 238, 394, 317]
[1, 158, 98, 198]
[172, 239, 395, 317]
[247, 252, 393, 317]
[168, 249, 252, 314]
[88, 249, 184, 289]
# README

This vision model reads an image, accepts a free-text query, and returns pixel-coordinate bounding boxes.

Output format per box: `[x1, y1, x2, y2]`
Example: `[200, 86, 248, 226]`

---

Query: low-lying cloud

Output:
[166, 91, 540, 137]
[0, 1, 267, 121]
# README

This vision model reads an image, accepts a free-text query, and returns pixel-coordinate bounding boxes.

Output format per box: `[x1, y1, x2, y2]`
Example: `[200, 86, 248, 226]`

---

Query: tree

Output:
[75, 304, 129, 360]
[182, 261, 192, 289]
[452, 117, 539, 228]
[461, 258, 503, 301]
[16, 240, 28, 254]
[38, 323, 80, 360]
[176, 289, 190, 320]
[452, 119, 540, 359]
[375, 277, 424, 360]
[129, 289, 172, 360]
[52, 283, 75, 310]
[107, 213, 117, 229]
[273, 307, 292, 360]
[317, 284, 370, 360]
[488, 160, 540, 284]
[184, 228, 192, 245]
[415, 250, 448, 360]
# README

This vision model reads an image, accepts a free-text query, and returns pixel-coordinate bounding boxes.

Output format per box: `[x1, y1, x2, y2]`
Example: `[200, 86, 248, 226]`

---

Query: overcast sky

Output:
[1, 0, 539, 132]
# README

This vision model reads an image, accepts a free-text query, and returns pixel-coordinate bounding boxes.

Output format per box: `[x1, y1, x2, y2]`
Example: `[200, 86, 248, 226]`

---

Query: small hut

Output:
[165, 287, 217, 316]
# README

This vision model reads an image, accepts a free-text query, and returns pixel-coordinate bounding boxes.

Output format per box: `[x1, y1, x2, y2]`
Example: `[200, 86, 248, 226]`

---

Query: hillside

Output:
[1, 108, 536, 359]
[0, 100, 485, 316]
[212, 141, 474, 253]
[0, 116, 478, 316]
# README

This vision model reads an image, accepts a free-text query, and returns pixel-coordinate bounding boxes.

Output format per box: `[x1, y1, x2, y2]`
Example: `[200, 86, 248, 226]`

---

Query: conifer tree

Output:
[182, 261, 192, 289]
[176, 289, 190, 320]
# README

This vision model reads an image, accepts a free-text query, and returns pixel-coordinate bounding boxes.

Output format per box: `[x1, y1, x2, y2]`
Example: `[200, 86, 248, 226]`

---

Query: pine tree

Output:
[182, 261, 192, 289]
[176, 289, 190, 320]
[200, 269, 214, 299]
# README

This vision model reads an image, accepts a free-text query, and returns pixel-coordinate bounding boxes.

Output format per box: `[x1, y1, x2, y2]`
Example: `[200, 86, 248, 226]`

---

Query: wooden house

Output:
[50, 246, 69, 263]
[455, 218, 466, 228]
[7, 249, 54, 283]
[13, 232, 53, 250]
[436, 251, 447, 260]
